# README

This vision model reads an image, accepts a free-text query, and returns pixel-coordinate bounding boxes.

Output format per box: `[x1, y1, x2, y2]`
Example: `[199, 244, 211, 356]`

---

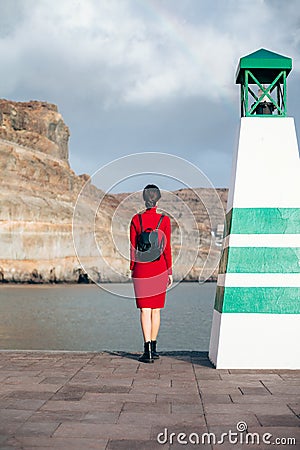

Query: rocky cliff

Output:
[0, 100, 69, 162]
[0, 99, 227, 283]
[0, 100, 120, 282]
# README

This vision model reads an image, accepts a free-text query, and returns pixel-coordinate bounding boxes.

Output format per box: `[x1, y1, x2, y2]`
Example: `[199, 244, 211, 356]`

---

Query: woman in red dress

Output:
[130, 185, 172, 363]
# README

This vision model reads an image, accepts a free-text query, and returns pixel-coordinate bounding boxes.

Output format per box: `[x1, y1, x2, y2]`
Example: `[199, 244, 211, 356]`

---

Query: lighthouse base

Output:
[209, 310, 300, 369]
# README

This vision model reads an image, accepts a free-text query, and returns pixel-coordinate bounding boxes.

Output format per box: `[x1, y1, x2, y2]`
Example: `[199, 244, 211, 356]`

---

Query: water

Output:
[0, 282, 216, 352]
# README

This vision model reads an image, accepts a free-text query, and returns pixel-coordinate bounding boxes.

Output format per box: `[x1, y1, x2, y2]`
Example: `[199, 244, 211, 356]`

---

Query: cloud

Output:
[1, 0, 299, 107]
[1, 0, 300, 190]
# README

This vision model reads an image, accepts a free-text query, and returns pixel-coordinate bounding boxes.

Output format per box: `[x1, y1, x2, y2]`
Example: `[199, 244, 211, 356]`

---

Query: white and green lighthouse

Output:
[209, 49, 300, 369]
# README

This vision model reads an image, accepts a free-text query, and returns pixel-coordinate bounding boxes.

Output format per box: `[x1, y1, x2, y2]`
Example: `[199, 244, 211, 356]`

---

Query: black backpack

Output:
[136, 214, 165, 262]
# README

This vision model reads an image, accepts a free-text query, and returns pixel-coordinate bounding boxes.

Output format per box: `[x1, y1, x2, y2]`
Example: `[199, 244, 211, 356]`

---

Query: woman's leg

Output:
[140, 308, 152, 342]
[151, 308, 161, 341]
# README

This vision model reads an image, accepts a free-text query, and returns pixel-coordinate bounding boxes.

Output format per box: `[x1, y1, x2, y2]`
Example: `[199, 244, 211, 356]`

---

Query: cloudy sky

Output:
[1, 0, 300, 192]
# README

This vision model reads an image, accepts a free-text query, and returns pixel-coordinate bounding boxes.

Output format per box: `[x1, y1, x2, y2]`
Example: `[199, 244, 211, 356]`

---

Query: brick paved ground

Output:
[0, 351, 299, 449]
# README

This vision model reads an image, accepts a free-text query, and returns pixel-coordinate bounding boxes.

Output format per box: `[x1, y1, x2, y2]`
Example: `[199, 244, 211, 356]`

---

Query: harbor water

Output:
[0, 282, 216, 352]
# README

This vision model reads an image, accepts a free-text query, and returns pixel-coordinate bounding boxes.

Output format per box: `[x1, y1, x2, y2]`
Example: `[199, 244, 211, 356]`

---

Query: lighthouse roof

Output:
[236, 48, 292, 84]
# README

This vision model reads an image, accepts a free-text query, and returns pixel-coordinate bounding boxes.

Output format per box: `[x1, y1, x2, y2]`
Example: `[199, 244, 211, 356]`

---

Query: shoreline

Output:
[0, 278, 217, 287]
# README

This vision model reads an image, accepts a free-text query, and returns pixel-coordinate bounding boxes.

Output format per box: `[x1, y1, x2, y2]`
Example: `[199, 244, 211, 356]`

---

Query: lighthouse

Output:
[209, 49, 300, 369]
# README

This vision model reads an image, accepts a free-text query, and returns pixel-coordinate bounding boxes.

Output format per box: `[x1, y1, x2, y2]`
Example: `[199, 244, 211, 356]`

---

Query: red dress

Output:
[130, 207, 172, 309]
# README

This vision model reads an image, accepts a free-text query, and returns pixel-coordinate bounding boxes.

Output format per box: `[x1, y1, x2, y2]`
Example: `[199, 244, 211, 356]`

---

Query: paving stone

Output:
[51, 389, 85, 401]
[82, 392, 157, 402]
[230, 394, 297, 404]
[287, 403, 300, 416]
[107, 439, 166, 449]
[1, 383, 61, 393]
[54, 422, 151, 440]
[132, 379, 170, 387]
[41, 400, 124, 412]
[0, 399, 47, 411]
[256, 414, 300, 427]
[129, 372, 160, 380]
[40, 377, 71, 384]
[239, 386, 271, 395]
[198, 386, 239, 395]
[81, 411, 119, 424]
[28, 410, 86, 422]
[193, 364, 217, 372]
[220, 373, 282, 382]
[198, 380, 269, 388]
[205, 413, 260, 427]
[129, 385, 199, 395]
[0, 445, 23, 450]
[157, 371, 188, 381]
[279, 372, 300, 380]
[0, 376, 13, 384]
[95, 377, 134, 386]
[171, 443, 211, 450]
[5, 436, 108, 449]
[262, 384, 300, 395]
[170, 380, 198, 388]
[0, 422, 24, 435]
[13, 421, 61, 437]
[170, 403, 204, 414]
[0, 408, 34, 422]
[118, 411, 205, 426]
[122, 401, 171, 414]
[212, 444, 263, 450]
[0, 434, 9, 444]
[67, 384, 131, 393]
[156, 393, 202, 405]
[70, 373, 104, 382]
[194, 372, 222, 380]
[204, 403, 293, 415]
[3, 390, 54, 400]
[3, 376, 46, 385]
[106, 371, 139, 378]
[201, 394, 233, 404]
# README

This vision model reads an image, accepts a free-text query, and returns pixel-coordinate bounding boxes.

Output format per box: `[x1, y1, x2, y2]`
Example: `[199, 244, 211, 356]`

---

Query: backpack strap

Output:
[138, 213, 164, 232]
[155, 214, 165, 230]
[138, 214, 143, 232]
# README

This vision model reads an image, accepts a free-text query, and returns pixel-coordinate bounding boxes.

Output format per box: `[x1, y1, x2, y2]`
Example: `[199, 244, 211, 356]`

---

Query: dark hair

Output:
[143, 184, 161, 209]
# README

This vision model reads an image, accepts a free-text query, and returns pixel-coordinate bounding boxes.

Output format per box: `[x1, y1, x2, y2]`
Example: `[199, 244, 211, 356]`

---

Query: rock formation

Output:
[0, 99, 227, 283]
[0, 100, 118, 282]
[0, 100, 69, 162]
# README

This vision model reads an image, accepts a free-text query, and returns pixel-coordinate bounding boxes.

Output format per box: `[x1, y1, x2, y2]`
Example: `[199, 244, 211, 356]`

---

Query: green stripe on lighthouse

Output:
[225, 208, 300, 236]
[214, 286, 300, 314]
[219, 247, 300, 273]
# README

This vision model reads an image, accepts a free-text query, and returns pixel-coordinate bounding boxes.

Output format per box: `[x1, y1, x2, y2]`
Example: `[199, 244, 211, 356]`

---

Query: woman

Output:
[130, 184, 172, 363]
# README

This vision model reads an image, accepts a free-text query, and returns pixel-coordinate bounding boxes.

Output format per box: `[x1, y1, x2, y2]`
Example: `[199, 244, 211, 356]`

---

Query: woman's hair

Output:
[143, 184, 161, 209]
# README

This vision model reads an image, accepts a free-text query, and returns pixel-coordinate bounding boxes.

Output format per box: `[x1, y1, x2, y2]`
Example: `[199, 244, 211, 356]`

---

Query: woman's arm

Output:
[162, 216, 172, 275]
[130, 216, 137, 271]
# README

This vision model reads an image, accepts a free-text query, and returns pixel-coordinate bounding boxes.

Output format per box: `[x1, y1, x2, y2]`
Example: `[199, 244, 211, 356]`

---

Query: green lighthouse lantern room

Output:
[236, 48, 292, 117]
